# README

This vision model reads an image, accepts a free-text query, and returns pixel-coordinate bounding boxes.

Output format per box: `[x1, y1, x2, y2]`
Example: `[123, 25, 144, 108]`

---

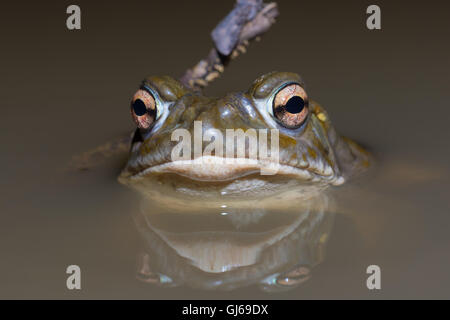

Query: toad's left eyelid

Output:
[275, 82, 299, 95]
[141, 85, 158, 99]
[141, 85, 163, 119]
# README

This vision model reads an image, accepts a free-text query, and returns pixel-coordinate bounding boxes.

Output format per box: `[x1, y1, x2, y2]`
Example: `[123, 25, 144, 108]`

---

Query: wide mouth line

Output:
[127, 156, 335, 182]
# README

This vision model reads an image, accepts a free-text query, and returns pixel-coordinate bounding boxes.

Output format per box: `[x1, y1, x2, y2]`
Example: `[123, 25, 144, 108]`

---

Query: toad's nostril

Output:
[133, 99, 147, 116]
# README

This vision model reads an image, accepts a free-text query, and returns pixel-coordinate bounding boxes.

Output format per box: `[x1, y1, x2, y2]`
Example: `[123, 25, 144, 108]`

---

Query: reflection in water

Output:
[133, 194, 335, 292]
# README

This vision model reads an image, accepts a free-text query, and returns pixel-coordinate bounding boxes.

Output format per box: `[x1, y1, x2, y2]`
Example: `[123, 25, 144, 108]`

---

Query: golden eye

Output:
[273, 83, 308, 128]
[130, 89, 157, 129]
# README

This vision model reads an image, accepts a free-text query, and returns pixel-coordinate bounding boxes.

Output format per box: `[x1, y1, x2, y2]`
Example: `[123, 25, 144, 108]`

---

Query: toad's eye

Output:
[272, 83, 308, 128]
[130, 89, 157, 129]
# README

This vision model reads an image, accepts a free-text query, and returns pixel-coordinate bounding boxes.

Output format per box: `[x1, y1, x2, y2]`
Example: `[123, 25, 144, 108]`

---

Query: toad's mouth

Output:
[126, 156, 343, 185]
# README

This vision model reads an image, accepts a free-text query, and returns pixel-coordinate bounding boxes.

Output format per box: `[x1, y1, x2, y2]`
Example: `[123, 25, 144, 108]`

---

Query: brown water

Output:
[1, 0, 450, 299]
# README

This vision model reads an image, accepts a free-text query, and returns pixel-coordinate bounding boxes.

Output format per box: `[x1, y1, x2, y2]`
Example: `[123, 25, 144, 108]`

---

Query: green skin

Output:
[119, 72, 370, 206]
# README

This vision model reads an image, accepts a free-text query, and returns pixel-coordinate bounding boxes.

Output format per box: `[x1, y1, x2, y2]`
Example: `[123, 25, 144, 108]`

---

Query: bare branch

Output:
[180, 0, 279, 91]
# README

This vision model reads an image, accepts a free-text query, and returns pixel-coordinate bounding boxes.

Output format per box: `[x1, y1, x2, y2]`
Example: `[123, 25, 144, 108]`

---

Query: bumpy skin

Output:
[119, 72, 370, 203]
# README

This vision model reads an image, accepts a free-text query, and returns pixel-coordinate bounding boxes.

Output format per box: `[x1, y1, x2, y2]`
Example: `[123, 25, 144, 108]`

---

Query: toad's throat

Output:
[130, 156, 342, 184]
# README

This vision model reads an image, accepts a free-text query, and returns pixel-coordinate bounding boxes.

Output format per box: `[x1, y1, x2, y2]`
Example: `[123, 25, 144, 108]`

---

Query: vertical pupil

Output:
[285, 96, 304, 114]
[132, 99, 147, 116]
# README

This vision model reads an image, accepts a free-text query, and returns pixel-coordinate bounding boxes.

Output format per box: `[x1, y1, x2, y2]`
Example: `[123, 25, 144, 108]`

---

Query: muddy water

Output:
[1, 0, 450, 298]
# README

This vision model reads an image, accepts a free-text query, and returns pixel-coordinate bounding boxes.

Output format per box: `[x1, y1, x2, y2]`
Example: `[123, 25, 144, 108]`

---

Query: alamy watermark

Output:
[366, 5, 381, 30]
[366, 265, 381, 290]
[171, 121, 280, 175]
[66, 265, 81, 290]
[66, 5, 380, 31]
[66, 5, 81, 30]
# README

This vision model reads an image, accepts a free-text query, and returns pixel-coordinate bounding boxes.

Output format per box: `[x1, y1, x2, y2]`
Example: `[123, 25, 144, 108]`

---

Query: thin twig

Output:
[180, 0, 279, 91]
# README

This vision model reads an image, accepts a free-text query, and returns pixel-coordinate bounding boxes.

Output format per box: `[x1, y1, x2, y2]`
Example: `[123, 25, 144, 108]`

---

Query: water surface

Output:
[1, 0, 450, 299]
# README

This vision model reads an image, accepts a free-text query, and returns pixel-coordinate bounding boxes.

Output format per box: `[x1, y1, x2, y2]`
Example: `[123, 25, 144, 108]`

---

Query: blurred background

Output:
[0, 0, 449, 298]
